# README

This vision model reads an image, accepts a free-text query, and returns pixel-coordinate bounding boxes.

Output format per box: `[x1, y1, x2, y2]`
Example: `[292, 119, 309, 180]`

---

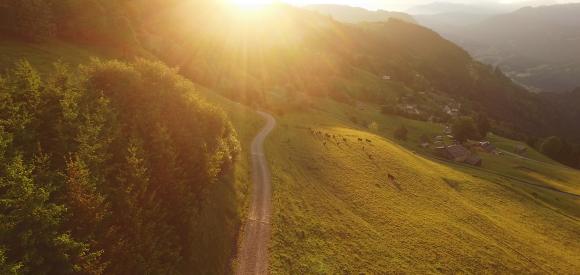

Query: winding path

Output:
[236, 111, 276, 275]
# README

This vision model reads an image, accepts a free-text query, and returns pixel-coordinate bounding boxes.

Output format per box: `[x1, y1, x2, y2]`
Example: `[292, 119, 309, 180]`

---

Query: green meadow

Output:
[260, 100, 579, 273]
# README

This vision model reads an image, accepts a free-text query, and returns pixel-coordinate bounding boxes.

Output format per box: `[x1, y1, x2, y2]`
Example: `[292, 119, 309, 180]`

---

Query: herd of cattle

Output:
[308, 127, 397, 182]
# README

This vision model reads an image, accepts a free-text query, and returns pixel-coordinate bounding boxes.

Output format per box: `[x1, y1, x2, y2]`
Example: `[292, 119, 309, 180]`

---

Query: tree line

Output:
[0, 59, 239, 274]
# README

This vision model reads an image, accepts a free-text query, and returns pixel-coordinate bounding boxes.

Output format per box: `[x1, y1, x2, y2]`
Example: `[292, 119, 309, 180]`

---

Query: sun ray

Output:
[231, 0, 275, 8]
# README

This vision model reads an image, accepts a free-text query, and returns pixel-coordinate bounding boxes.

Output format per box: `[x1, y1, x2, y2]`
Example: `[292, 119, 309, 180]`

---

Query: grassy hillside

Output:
[264, 100, 580, 273]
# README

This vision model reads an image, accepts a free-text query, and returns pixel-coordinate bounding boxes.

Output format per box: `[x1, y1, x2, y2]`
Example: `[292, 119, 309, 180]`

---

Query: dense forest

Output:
[0, 58, 239, 273]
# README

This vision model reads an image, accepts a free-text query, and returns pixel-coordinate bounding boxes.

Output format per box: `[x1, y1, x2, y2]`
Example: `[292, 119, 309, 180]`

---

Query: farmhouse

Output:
[446, 145, 471, 162]
[435, 145, 482, 166]
[479, 141, 496, 153]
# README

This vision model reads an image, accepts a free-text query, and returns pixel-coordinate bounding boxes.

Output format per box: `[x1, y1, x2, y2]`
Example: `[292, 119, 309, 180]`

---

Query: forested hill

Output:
[145, 2, 579, 141]
[0, 58, 240, 273]
[0, 1, 244, 273]
[1, 0, 578, 161]
[304, 4, 416, 24]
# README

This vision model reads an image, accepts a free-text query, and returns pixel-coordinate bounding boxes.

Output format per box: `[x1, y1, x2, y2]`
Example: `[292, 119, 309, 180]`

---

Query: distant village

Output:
[422, 125, 528, 167]
[377, 74, 531, 167]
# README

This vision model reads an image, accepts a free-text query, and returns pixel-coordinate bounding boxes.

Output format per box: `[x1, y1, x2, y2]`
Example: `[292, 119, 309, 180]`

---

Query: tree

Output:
[394, 125, 408, 141]
[0, 154, 84, 274]
[106, 138, 180, 274]
[476, 114, 491, 139]
[452, 116, 479, 143]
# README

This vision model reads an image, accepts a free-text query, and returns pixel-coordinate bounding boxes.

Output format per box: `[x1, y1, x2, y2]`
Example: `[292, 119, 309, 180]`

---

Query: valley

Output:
[0, 1, 579, 274]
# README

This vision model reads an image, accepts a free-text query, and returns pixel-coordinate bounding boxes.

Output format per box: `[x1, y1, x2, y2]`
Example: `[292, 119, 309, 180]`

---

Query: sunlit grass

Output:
[264, 100, 580, 273]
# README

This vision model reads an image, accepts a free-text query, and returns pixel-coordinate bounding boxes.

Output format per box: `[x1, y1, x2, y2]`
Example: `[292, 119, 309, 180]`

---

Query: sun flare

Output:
[232, 0, 275, 8]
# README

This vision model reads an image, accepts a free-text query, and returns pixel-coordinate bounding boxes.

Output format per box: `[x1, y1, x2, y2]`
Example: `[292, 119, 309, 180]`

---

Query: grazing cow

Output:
[343, 138, 347, 142]
[358, 138, 363, 142]
[368, 155, 373, 160]
[388, 174, 395, 181]
[366, 139, 372, 143]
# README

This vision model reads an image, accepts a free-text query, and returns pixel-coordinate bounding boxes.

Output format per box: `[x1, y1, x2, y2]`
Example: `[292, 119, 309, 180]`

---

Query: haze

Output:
[282, 0, 580, 11]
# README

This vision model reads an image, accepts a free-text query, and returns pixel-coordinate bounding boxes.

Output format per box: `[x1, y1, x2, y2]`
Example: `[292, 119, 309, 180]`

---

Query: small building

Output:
[446, 145, 471, 162]
[382, 75, 392, 80]
[421, 142, 430, 148]
[479, 141, 496, 153]
[435, 145, 482, 166]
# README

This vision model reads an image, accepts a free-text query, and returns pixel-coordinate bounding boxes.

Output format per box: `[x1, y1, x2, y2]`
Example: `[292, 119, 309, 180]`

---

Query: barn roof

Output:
[446, 145, 470, 159]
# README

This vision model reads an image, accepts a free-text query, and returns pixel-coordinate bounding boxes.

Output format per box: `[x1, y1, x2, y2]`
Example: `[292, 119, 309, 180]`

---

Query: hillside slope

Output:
[1, 1, 579, 273]
[304, 4, 416, 24]
[265, 100, 580, 273]
[146, 3, 580, 141]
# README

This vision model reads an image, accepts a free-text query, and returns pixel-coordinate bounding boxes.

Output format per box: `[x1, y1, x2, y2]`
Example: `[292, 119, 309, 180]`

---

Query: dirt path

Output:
[236, 111, 276, 275]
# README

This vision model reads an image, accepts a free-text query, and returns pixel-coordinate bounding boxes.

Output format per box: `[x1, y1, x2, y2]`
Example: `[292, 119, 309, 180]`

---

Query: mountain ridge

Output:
[305, 4, 416, 24]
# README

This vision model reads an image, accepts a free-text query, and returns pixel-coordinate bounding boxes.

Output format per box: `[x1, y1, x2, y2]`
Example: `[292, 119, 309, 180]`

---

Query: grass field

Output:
[264, 100, 580, 273]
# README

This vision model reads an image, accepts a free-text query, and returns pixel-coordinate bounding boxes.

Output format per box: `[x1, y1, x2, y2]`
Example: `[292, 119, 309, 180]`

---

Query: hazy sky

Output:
[281, 0, 580, 11]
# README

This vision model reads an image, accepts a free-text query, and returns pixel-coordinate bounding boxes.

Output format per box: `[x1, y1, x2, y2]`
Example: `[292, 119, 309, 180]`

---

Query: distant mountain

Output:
[305, 4, 416, 24]
[413, 12, 494, 36]
[451, 4, 580, 93]
[407, 0, 557, 15]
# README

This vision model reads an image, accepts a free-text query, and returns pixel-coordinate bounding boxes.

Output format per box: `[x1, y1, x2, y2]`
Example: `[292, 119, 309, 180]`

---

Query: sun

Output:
[232, 0, 275, 8]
